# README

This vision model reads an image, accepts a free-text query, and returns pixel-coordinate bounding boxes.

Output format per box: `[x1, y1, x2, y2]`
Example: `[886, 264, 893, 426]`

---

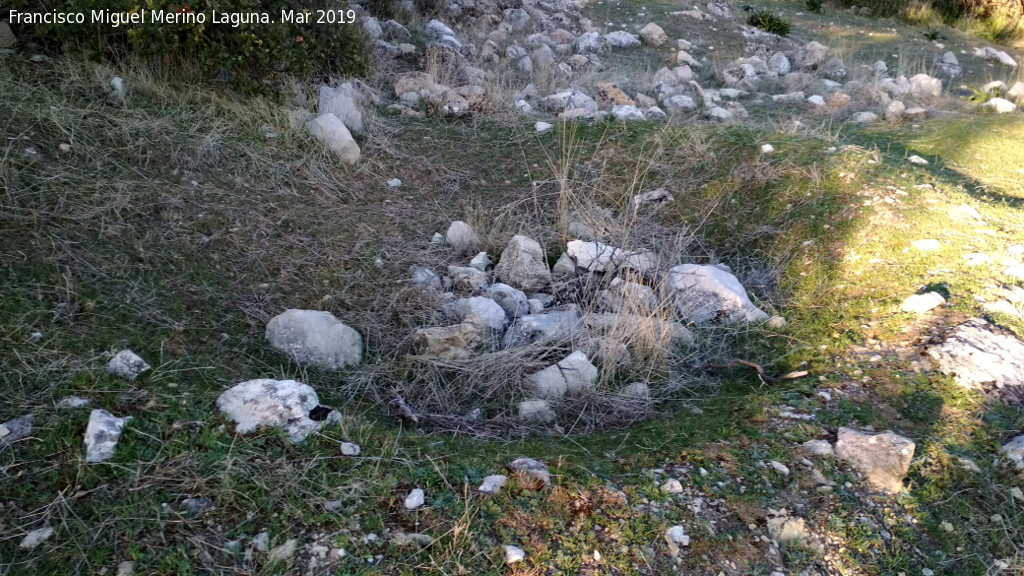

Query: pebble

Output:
[505, 545, 526, 563]
[769, 461, 790, 475]
[479, 474, 508, 494]
[340, 442, 361, 456]
[535, 121, 553, 133]
[661, 478, 684, 493]
[404, 488, 425, 509]
[387, 178, 402, 188]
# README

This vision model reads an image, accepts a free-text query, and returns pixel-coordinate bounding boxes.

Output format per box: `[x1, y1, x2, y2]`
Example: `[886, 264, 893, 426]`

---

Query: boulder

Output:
[834, 427, 915, 494]
[307, 114, 361, 165]
[528, 350, 598, 398]
[411, 318, 486, 360]
[216, 379, 334, 443]
[106, 349, 151, 381]
[926, 318, 1024, 396]
[84, 409, 131, 463]
[493, 235, 551, 291]
[639, 23, 668, 46]
[666, 264, 769, 324]
[266, 309, 362, 370]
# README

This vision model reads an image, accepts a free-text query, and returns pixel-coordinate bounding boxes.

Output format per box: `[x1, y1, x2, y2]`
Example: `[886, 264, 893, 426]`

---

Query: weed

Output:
[807, 0, 826, 13]
[922, 26, 945, 40]
[747, 10, 793, 36]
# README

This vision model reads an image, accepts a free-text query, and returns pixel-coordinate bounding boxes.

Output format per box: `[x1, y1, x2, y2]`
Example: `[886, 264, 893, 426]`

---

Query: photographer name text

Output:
[7, 8, 357, 28]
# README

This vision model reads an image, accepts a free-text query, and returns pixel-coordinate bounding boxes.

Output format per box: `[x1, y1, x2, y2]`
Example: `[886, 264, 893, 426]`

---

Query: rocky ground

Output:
[2, 0, 1024, 574]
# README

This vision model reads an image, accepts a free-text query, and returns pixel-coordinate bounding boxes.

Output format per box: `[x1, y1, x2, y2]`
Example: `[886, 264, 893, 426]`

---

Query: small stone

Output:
[181, 497, 214, 517]
[469, 252, 491, 271]
[907, 155, 929, 165]
[761, 144, 775, 154]
[28, 330, 43, 342]
[84, 409, 131, 463]
[446, 221, 480, 253]
[340, 442, 361, 456]
[661, 478, 684, 493]
[900, 292, 946, 313]
[479, 474, 508, 493]
[106, 349, 151, 381]
[508, 456, 551, 485]
[505, 545, 526, 564]
[20, 527, 54, 549]
[116, 561, 135, 576]
[767, 316, 787, 329]
[518, 399, 556, 422]
[1012, 487, 1024, 500]
[535, 121, 553, 133]
[268, 539, 297, 564]
[1002, 435, 1024, 470]
[404, 488, 425, 509]
[664, 525, 690, 556]
[770, 461, 790, 475]
[912, 239, 940, 251]
[56, 396, 90, 409]
[387, 178, 402, 188]
[266, 309, 362, 370]
[251, 532, 270, 552]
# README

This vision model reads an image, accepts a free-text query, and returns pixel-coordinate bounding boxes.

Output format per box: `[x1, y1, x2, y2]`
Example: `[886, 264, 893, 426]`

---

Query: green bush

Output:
[747, 10, 792, 35]
[806, 0, 825, 13]
[8, 0, 370, 93]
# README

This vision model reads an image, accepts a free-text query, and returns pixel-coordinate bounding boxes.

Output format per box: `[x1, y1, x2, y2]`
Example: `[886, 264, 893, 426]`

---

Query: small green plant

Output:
[747, 10, 792, 35]
[807, 0, 825, 13]
[962, 84, 1000, 102]
[922, 26, 945, 40]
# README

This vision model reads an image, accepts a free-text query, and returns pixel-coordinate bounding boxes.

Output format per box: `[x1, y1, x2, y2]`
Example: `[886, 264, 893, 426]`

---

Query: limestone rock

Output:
[834, 427, 915, 494]
[507, 456, 551, 484]
[527, 350, 598, 398]
[494, 235, 551, 291]
[973, 46, 1018, 67]
[666, 264, 769, 324]
[448, 296, 508, 330]
[479, 474, 508, 493]
[803, 439, 834, 456]
[483, 283, 530, 319]
[518, 399, 556, 422]
[307, 114, 361, 165]
[318, 88, 362, 134]
[982, 98, 1016, 113]
[446, 221, 480, 253]
[900, 292, 946, 313]
[926, 318, 1024, 397]
[19, 527, 54, 550]
[766, 515, 822, 554]
[266, 309, 362, 370]
[1001, 435, 1024, 470]
[664, 525, 690, 556]
[216, 379, 330, 443]
[106, 349, 151, 381]
[503, 311, 582, 347]
[84, 409, 131, 463]
[0, 414, 33, 450]
[575, 31, 603, 54]
[505, 545, 526, 563]
[794, 41, 828, 70]
[404, 488, 425, 509]
[639, 23, 668, 45]
[849, 111, 878, 125]
[909, 74, 941, 100]
[603, 30, 640, 48]
[411, 319, 486, 360]
[448, 265, 489, 292]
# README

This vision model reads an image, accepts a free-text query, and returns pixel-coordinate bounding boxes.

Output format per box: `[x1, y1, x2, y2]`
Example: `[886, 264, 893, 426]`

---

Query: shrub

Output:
[807, 0, 826, 13]
[8, 0, 370, 94]
[747, 10, 792, 35]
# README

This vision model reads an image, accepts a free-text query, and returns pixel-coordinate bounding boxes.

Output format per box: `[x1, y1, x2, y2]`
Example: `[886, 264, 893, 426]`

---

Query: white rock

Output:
[503, 311, 582, 347]
[508, 456, 551, 484]
[835, 427, 915, 494]
[387, 178, 402, 188]
[907, 155, 929, 165]
[666, 264, 769, 324]
[535, 121, 553, 133]
[982, 98, 1016, 113]
[518, 399, 556, 422]
[927, 318, 1024, 395]
[794, 41, 828, 70]
[449, 296, 507, 330]
[504, 545, 526, 564]
[106, 349, 151, 381]
[307, 114, 360, 165]
[20, 527, 54, 550]
[446, 220, 479, 253]
[340, 442, 361, 456]
[56, 396, 90, 409]
[493, 235, 551, 291]
[479, 474, 508, 493]
[806, 94, 826, 107]
[803, 439, 834, 456]
[410, 266, 442, 290]
[528, 351, 598, 398]
[84, 409, 131, 463]
[900, 292, 946, 313]
[469, 252, 492, 271]
[909, 74, 942, 100]
[404, 488, 425, 509]
[611, 104, 646, 121]
[912, 239, 940, 251]
[704, 106, 734, 121]
[1007, 81, 1024, 103]
[448, 265, 490, 292]
[603, 30, 640, 48]
[266, 309, 362, 370]
[849, 111, 878, 125]
[661, 478, 684, 493]
[769, 461, 790, 475]
[216, 379, 324, 443]
[268, 539, 297, 563]
[973, 46, 1018, 67]
[319, 91, 363, 134]
[483, 283, 530, 319]
[633, 187, 674, 206]
[761, 144, 774, 154]
[663, 94, 697, 112]
[566, 240, 619, 272]
[768, 52, 791, 75]
[664, 525, 690, 556]
[425, 19, 455, 40]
